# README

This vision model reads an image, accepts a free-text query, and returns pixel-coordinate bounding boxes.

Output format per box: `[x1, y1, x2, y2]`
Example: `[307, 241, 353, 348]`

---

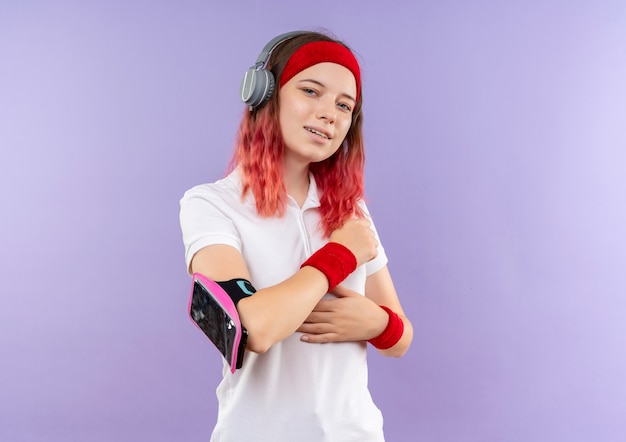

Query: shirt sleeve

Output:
[359, 200, 389, 276]
[179, 184, 242, 274]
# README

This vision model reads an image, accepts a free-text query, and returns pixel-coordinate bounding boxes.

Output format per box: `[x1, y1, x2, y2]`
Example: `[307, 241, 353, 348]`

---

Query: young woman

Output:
[180, 30, 413, 442]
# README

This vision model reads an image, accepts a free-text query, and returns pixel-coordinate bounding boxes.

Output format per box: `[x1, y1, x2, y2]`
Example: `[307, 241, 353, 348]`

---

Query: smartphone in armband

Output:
[188, 273, 248, 373]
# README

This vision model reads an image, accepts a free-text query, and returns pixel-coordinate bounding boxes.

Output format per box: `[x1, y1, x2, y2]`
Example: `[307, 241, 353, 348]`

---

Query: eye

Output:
[338, 102, 352, 112]
[302, 88, 317, 96]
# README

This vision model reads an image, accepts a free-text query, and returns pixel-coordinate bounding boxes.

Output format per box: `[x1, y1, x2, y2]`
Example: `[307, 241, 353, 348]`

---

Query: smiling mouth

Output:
[305, 127, 331, 139]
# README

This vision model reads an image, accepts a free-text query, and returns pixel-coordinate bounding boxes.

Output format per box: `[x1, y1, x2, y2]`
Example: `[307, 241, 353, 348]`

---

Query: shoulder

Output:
[357, 199, 379, 222]
[179, 170, 247, 267]
[181, 170, 242, 204]
[179, 170, 252, 227]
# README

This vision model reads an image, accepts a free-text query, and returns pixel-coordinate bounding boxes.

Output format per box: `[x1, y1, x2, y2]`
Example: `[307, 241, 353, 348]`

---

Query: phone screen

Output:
[190, 280, 238, 365]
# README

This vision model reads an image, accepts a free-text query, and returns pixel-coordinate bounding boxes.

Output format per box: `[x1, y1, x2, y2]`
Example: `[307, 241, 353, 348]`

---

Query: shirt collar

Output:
[231, 167, 321, 210]
[300, 173, 321, 210]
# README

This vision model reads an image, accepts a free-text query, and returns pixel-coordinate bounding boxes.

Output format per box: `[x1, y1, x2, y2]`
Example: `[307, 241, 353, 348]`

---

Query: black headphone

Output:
[240, 31, 306, 110]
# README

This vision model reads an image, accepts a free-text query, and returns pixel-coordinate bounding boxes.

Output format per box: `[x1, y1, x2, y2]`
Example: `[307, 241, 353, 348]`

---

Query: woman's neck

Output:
[283, 161, 310, 207]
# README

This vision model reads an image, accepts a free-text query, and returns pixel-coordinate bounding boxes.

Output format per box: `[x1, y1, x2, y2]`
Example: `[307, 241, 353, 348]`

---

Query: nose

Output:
[317, 97, 336, 124]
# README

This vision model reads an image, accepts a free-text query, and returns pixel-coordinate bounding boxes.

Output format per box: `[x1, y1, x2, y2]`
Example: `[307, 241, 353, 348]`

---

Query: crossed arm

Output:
[190, 221, 412, 357]
[298, 265, 413, 357]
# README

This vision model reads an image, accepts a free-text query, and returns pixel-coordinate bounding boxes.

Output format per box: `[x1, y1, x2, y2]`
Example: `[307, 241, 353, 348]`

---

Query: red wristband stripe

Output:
[300, 242, 357, 290]
[368, 306, 404, 350]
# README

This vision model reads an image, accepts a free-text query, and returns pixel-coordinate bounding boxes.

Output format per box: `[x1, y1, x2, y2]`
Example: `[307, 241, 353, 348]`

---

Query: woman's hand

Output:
[296, 285, 388, 343]
[329, 218, 378, 266]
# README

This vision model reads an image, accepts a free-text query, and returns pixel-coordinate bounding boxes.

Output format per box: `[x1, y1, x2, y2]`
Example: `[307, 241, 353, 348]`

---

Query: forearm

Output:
[237, 266, 330, 353]
[364, 266, 413, 357]
[375, 313, 413, 358]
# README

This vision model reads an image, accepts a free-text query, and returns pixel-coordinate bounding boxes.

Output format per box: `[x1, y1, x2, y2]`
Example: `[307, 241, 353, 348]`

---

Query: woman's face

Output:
[278, 62, 357, 168]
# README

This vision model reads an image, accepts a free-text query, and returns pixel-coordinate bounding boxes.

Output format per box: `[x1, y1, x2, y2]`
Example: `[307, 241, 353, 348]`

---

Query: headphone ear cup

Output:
[240, 68, 276, 109]
[259, 72, 275, 107]
[240, 68, 257, 106]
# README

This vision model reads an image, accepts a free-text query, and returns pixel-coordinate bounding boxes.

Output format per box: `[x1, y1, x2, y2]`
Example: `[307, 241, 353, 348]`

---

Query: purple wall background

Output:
[1, 1, 625, 441]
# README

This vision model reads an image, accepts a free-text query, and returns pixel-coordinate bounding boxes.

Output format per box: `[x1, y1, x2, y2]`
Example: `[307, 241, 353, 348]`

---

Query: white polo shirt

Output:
[180, 168, 388, 442]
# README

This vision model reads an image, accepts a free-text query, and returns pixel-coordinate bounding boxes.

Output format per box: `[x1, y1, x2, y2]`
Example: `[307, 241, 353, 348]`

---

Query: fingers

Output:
[301, 311, 332, 323]
[300, 333, 339, 343]
[297, 322, 332, 335]
[298, 320, 344, 343]
[331, 285, 359, 298]
[298, 288, 371, 343]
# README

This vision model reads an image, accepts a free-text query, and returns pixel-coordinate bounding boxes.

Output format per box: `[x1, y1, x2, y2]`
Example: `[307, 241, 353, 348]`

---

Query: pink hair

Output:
[230, 105, 287, 218]
[229, 106, 365, 238]
[310, 139, 365, 237]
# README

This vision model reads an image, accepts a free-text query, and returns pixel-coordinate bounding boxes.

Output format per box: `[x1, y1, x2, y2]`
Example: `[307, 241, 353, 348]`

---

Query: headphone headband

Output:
[253, 31, 307, 67]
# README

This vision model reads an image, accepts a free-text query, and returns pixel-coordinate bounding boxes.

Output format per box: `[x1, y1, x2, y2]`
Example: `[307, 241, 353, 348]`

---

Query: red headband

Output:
[279, 41, 361, 101]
